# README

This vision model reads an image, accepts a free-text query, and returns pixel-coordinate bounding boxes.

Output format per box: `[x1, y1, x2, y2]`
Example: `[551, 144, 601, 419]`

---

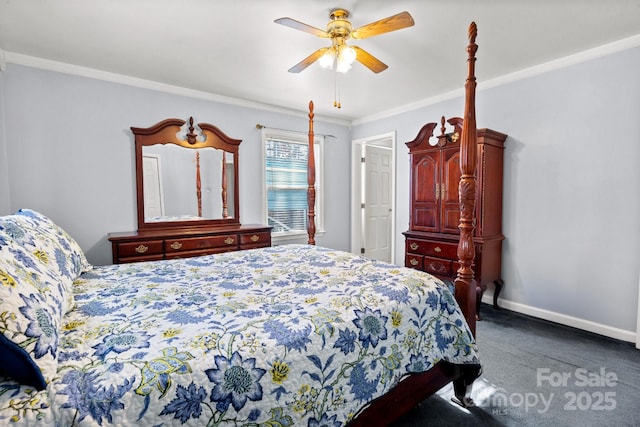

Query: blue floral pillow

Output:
[0, 232, 65, 390]
[15, 209, 91, 281]
[2, 209, 92, 313]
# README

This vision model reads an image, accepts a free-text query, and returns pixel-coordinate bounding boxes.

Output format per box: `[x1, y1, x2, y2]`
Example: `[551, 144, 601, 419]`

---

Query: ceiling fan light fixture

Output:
[335, 47, 356, 73]
[319, 44, 356, 72]
[335, 57, 351, 73]
[340, 45, 356, 66]
[275, 9, 415, 105]
[318, 49, 335, 69]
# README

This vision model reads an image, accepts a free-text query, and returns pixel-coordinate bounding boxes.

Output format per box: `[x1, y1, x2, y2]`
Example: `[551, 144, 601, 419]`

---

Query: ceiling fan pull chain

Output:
[333, 69, 338, 108]
[334, 70, 342, 108]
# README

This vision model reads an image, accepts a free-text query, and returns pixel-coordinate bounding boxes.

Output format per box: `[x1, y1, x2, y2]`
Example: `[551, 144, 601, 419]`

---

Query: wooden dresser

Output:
[109, 225, 271, 264]
[403, 118, 507, 319]
[111, 116, 272, 265]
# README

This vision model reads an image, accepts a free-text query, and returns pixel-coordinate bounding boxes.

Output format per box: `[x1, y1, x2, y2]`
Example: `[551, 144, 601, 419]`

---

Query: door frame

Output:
[351, 132, 396, 262]
[636, 267, 640, 349]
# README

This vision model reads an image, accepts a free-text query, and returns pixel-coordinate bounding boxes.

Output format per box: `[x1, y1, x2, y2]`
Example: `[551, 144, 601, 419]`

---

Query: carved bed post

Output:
[307, 101, 316, 245]
[455, 22, 479, 337]
[221, 151, 229, 218]
[196, 151, 202, 217]
[345, 22, 482, 425]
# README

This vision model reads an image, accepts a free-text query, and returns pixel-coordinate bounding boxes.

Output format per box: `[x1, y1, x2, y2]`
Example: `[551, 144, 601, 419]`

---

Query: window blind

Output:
[265, 138, 310, 233]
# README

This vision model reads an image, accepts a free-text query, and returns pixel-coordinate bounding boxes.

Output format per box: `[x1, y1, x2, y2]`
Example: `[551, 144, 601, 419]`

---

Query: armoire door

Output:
[441, 146, 462, 234]
[411, 151, 439, 232]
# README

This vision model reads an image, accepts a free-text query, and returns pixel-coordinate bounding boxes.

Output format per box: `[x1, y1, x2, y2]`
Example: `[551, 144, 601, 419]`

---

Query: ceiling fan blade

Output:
[274, 17, 330, 38]
[288, 47, 329, 73]
[351, 11, 415, 39]
[352, 46, 388, 73]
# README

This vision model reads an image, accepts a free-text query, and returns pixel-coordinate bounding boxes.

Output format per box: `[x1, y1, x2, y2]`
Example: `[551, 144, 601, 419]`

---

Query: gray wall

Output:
[352, 46, 640, 337]
[0, 71, 10, 214]
[0, 64, 351, 265]
[2, 45, 639, 340]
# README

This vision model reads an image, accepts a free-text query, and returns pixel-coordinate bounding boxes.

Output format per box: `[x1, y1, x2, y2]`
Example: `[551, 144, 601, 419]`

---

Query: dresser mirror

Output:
[133, 117, 241, 230]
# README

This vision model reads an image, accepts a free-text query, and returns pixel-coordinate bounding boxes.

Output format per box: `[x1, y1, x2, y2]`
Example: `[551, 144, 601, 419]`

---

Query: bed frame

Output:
[305, 22, 481, 426]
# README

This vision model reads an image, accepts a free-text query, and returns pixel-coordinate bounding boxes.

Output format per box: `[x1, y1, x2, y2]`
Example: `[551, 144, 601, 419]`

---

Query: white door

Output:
[351, 133, 396, 263]
[363, 144, 393, 262]
[143, 154, 164, 218]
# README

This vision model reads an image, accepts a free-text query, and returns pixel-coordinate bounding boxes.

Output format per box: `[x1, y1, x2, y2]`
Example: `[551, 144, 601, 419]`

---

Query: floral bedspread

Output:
[0, 244, 479, 426]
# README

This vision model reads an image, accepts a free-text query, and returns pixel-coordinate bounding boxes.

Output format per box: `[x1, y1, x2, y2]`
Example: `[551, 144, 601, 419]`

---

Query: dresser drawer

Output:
[118, 253, 165, 264]
[423, 256, 453, 276]
[109, 225, 272, 264]
[405, 254, 423, 270]
[165, 247, 235, 259]
[116, 240, 164, 258]
[406, 239, 458, 260]
[165, 234, 238, 252]
[239, 232, 271, 246]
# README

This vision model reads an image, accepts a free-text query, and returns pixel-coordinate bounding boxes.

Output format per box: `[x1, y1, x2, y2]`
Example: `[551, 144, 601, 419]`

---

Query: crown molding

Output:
[5, 32, 640, 128]
[353, 33, 640, 126]
[3, 52, 350, 127]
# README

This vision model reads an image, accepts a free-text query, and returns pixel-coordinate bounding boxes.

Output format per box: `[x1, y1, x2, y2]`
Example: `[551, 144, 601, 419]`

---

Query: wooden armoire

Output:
[403, 117, 507, 319]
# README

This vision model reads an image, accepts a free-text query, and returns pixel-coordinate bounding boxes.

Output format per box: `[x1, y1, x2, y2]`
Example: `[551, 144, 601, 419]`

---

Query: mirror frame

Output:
[132, 117, 241, 231]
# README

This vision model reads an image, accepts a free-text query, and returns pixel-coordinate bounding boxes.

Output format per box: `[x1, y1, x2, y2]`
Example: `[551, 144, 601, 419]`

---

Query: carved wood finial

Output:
[468, 21, 477, 44]
[435, 116, 460, 146]
[186, 117, 198, 145]
[307, 101, 316, 245]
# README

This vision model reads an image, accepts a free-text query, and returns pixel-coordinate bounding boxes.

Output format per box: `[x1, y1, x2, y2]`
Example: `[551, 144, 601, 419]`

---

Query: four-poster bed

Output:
[307, 22, 482, 425]
[0, 21, 482, 427]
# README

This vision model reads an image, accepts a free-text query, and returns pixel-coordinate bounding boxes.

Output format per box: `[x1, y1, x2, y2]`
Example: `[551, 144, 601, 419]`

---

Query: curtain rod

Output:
[255, 124, 336, 139]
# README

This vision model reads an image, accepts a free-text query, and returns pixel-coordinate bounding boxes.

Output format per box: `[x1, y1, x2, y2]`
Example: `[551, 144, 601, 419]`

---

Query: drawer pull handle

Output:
[434, 246, 442, 253]
[250, 234, 260, 242]
[135, 244, 148, 254]
[224, 237, 235, 245]
[410, 258, 418, 266]
[410, 242, 419, 251]
[170, 241, 183, 250]
[428, 262, 447, 274]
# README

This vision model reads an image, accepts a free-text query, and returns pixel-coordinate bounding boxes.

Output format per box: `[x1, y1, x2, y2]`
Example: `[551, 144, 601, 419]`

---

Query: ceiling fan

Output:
[275, 9, 415, 74]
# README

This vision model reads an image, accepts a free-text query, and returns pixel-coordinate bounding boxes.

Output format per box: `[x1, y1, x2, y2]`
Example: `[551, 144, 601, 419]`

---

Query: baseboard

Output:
[481, 294, 637, 344]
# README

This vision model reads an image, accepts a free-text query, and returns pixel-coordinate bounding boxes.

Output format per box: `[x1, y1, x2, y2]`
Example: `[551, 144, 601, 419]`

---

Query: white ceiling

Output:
[1, 0, 640, 122]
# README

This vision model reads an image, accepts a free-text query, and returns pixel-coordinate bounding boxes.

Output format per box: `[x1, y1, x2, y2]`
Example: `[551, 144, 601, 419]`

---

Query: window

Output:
[263, 130, 323, 239]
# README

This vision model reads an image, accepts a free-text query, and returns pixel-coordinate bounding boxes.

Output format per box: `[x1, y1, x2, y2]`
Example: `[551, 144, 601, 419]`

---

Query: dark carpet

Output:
[390, 304, 640, 427]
